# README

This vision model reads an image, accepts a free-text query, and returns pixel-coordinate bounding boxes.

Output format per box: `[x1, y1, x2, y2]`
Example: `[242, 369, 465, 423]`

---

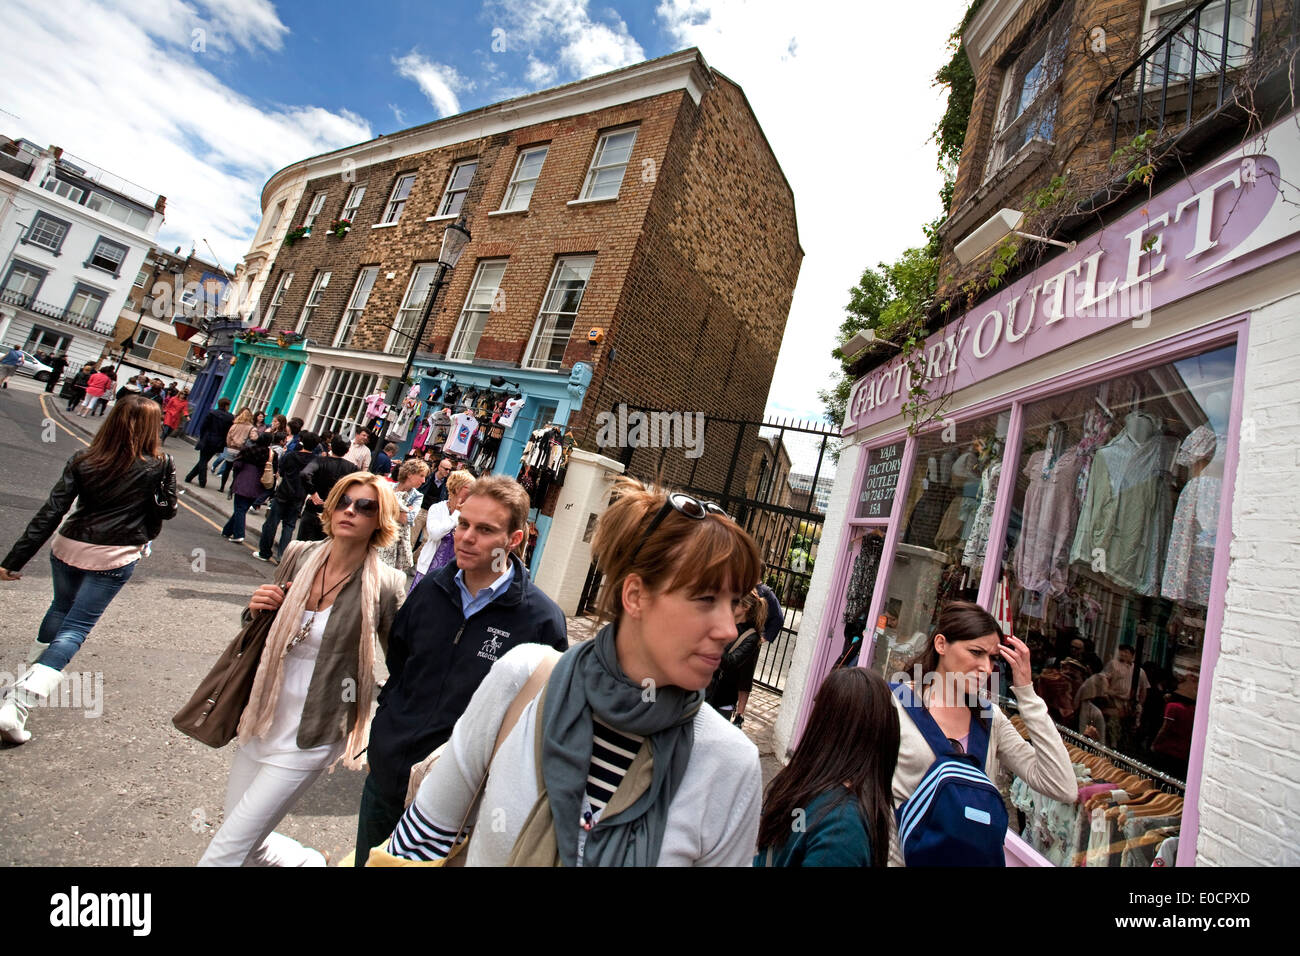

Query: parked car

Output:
[12, 351, 54, 381]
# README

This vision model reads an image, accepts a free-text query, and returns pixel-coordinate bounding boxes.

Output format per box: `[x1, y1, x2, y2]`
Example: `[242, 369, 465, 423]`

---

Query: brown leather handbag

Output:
[172, 546, 305, 747]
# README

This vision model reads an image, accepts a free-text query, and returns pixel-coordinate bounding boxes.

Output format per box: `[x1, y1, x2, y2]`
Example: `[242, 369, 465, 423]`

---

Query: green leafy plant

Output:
[329, 219, 351, 238]
[283, 226, 308, 247]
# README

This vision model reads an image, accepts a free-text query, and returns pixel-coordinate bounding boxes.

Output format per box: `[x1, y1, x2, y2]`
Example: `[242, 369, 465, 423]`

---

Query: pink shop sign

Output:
[846, 114, 1300, 434]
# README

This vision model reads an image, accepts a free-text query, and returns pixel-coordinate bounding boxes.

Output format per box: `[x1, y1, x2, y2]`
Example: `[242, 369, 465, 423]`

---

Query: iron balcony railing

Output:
[0, 288, 116, 336]
[1099, 0, 1300, 152]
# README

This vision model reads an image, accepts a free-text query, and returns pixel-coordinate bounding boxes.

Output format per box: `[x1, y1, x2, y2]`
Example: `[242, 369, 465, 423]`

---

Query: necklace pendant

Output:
[288, 618, 312, 650]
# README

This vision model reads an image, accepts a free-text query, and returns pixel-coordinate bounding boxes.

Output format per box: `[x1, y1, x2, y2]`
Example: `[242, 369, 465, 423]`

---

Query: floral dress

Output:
[378, 487, 423, 571]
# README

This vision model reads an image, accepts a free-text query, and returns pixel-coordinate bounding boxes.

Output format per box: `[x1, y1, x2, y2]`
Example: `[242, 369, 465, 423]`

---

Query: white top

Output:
[239, 607, 345, 771]
[443, 412, 478, 456]
[415, 502, 459, 574]
[408, 643, 763, 866]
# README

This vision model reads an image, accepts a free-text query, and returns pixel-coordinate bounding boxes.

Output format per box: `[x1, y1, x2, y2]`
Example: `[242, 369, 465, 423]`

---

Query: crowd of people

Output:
[0, 385, 1079, 868]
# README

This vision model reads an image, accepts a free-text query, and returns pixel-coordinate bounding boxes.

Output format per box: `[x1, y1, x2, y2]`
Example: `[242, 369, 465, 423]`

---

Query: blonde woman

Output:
[377, 458, 430, 571]
[409, 468, 474, 592]
[383, 476, 764, 866]
[198, 473, 407, 866]
[216, 407, 258, 495]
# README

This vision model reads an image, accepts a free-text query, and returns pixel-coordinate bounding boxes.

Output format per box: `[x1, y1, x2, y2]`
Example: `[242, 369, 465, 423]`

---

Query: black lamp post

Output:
[384, 217, 471, 412]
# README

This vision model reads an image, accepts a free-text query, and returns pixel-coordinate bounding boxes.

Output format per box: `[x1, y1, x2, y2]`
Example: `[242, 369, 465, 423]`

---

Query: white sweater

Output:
[887, 681, 1077, 865]
[408, 643, 763, 866]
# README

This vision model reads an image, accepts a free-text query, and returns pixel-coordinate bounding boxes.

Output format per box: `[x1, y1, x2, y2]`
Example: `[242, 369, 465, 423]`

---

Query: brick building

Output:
[226, 48, 801, 568]
[780, 0, 1300, 867]
[112, 246, 231, 380]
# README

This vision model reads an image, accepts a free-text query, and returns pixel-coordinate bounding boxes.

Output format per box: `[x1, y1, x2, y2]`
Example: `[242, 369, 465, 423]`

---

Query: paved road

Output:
[0, 379, 364, 866]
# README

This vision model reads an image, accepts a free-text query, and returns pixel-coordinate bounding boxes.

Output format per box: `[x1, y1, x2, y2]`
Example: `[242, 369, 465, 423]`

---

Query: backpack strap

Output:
[964, 706, 993, 766]
[891, 682, 958, 760]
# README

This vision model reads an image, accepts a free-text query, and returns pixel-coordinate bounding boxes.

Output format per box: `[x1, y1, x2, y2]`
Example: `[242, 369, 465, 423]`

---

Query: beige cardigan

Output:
[887, 681, 1076, 865]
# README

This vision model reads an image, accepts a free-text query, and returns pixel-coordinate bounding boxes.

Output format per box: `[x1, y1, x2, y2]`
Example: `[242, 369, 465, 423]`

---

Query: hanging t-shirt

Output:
[444, 411, 478, 457]
[498, 397, 525, 428]
[363, 393, 388, 421]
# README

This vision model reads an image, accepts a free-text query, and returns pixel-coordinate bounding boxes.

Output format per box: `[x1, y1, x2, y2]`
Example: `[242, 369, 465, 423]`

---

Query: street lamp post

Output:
[382, 217, 471, 429]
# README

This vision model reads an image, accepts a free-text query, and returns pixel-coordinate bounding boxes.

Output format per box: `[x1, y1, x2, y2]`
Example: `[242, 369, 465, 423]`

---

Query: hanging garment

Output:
[1074, 406, 1116, 506]
[443, 411, 478, 457]
[843, 533, 885, 626]
[412, 420, 430, 451]
[498, 397, 525, 428]
[903, 454, 955, 550]
[390, 403, 416, 441]
[1014, 446, 1084, 595]
[961, 459, 1002, 574]
[1161, 427, 1222, 606]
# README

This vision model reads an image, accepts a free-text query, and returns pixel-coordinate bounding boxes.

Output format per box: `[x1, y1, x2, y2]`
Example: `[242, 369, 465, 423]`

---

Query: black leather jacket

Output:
[2, 452, 178, 573]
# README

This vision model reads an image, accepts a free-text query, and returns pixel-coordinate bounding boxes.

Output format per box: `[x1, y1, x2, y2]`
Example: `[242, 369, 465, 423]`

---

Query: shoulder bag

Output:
[171, 543, 309, 747]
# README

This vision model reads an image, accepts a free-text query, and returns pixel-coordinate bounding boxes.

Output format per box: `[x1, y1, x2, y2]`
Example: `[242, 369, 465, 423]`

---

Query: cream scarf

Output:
[236, 539, 380, 771]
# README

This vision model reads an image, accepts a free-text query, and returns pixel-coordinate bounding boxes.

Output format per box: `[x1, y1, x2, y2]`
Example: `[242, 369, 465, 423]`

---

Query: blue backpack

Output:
[891, 683, 1008, 866]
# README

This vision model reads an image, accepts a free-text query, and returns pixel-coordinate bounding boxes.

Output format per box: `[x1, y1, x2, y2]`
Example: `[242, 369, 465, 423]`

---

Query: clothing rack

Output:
[1055, 724, 1186, 793]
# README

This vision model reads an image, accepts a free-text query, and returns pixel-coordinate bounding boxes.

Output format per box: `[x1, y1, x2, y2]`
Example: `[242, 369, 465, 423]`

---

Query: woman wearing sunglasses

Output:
[380, 477, 764, 866]
[198, 473, 407, 866]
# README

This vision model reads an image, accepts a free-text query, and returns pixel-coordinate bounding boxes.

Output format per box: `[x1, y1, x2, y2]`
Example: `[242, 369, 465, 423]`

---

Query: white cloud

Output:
[657, 0, 969, 434]
[0, 0, 370, 269]
[111, 0, 289, 55]
[394, 51, 475, 118]
[487, 0, 644, 80]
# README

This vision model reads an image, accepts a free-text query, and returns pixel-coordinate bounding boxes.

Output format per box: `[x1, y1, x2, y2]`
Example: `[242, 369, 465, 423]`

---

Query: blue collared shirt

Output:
[455, 561, 515, 618]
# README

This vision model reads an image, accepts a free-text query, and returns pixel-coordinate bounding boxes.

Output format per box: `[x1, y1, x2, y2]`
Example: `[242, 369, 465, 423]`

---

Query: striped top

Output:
[387, 719, 643, 862]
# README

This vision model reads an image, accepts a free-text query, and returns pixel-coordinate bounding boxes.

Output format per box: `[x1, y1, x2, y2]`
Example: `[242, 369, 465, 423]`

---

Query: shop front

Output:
[778, 114, 1300, 866]
[220, 335, 309, 423]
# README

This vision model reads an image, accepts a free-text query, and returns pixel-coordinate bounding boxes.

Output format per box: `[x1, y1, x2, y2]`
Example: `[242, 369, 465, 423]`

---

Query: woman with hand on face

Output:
[198, 473, 406, 866]
[888, 601, 1075, 865]
[381, 476, 764, 866]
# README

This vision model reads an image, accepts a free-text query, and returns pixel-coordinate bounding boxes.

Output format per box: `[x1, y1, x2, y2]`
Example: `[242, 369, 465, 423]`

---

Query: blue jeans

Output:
[36, 555, 137, 671]
[257, 498, 302, 560]
[222, 495, 255, 539]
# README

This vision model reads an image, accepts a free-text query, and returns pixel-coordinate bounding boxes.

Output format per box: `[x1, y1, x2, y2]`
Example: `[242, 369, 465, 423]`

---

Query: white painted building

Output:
[0, 138, 163, 372]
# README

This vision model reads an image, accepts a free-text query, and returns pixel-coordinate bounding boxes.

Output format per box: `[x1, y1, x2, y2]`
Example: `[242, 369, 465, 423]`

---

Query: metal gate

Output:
[575, 410, 839, 694]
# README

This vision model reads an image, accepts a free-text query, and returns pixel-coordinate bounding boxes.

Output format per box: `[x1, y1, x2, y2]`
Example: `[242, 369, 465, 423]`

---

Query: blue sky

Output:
[1, 0, 970, 448]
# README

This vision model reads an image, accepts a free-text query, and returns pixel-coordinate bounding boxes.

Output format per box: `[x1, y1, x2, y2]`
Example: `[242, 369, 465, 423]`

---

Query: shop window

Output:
[314, 368, 378, 439]
[236, 356, 285, 419]
[869, 411, 1012, 677]
[998, 343, 1236, 866]
[836, 528, 888, 670]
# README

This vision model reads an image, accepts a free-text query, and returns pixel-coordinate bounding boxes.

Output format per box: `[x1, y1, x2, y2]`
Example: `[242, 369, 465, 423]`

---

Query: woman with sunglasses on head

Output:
[198, 473, 407, 866]
[380, 477, 764, 866]
[756, 667, 899, 866]
[887, 600, 1075, 866]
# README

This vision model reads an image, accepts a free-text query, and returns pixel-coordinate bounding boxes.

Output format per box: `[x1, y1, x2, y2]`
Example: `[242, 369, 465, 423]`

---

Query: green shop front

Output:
[220, 333, 310, 424]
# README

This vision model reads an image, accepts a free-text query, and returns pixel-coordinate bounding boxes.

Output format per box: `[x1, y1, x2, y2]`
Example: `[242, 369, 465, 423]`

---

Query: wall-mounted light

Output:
[953, 208, 1076, 266]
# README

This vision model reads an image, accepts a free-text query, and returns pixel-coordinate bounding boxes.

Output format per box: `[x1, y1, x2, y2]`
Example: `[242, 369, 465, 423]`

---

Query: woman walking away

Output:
[377, 458, 429, 572]
[0, 395, 178, 744]
[161, 388, 191, 444]
[76, 365, 112, 417]
[221, 433, 271, 544]
[198, 473, 406, 866]
[409, 468, 474, 593]
[62, 363, 94, 411]
[379, 476, 764, 866]
[216, 407, 258, 495]
[755, 668, 899, 867]
[706, 588, 766, 726]
[888, 600, 1075, 866]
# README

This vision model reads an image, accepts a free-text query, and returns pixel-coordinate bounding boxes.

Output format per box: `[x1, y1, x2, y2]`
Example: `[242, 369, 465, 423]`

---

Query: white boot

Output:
[26, 640, 50, 667]
[0, 663, 64, 745]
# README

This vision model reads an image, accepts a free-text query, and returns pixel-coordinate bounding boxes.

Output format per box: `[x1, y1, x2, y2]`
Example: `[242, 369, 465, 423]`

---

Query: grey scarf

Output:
[541, 622, 700, 866]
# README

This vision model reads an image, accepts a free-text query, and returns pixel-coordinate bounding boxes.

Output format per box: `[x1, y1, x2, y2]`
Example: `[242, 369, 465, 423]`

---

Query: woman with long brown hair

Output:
[378, 476, 765, 866]
[198, 472, 407, 866]
[756, 667, 899, 866]
[0, 395, 177, 744]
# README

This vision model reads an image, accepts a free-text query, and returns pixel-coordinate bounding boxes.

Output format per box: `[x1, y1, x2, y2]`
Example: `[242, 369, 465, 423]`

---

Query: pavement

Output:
[0, 379, 784, 865]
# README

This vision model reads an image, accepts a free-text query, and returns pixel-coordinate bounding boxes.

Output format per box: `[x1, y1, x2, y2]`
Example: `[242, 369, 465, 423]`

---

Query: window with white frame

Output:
[66, 285, 106, 324]
[382, 174, 416, 224]
[501, 146, 548, 212]
[303, 191, 328, 230]
[985, 6, 1071, 181]
[390, 264, 440, 350]
[41, 175, 86, 204]
[336, 266, 379, 347]
[264, 271, 294, 326]
[523, 256, 594, 371]
[341, 184, 366, 223]
[87, 237, 128, 276]
[296, 271, 331, 333]
[1143, 0, 1257, 86]
[134, 269, 148, 287]
[236, 356, 285, 417]
[448, 260, 507, 361]
[3, 261, 47, 303]
[437, 161, 477, 217]
[580, 128, 637, 201]
[84, 192, 151, 229]
[25, 213, 70, 253]
[314, 368, 378, 439]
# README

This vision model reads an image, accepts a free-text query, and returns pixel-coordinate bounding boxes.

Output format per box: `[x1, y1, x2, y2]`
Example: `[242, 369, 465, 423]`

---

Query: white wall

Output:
[1197, 288, 1300, 866]
[533, 449, 625, 614]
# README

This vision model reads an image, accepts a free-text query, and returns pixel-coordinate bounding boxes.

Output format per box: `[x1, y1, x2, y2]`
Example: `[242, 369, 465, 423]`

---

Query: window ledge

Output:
[371, 221, 400, 230]
[426, 214, 458, 222]
[488, 208, 528, 218]
[566, 195, 619, 207]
